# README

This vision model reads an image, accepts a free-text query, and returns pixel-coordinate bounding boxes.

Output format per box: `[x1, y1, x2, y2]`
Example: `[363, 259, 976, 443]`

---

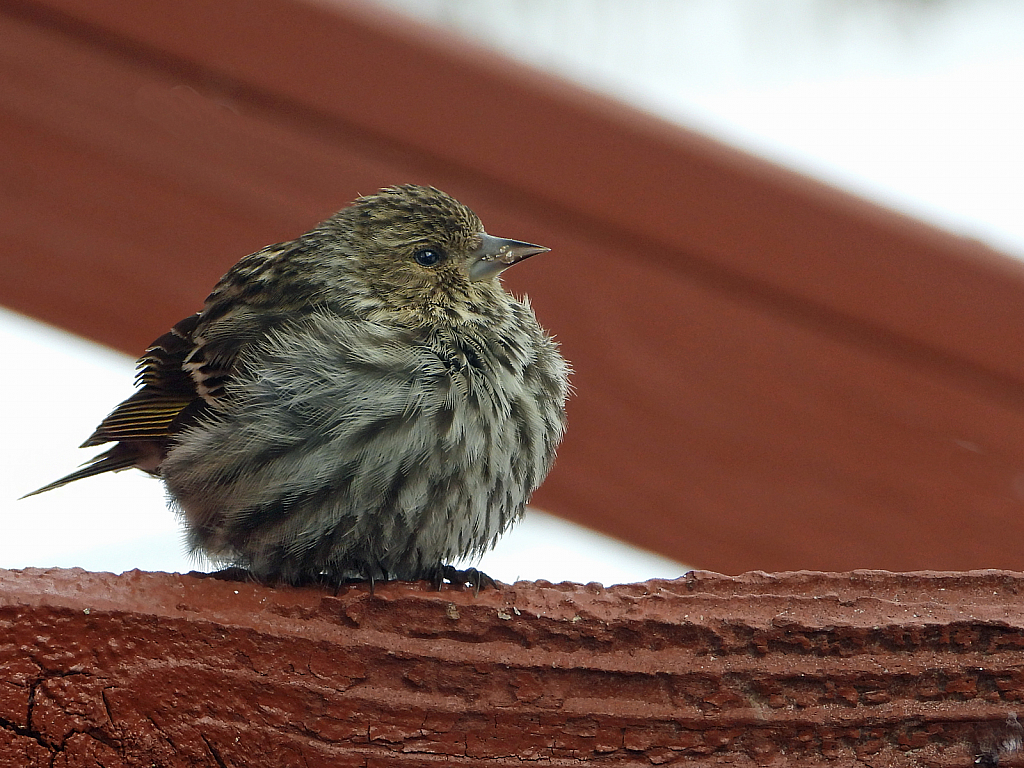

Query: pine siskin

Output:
[27, 185, 570, 588]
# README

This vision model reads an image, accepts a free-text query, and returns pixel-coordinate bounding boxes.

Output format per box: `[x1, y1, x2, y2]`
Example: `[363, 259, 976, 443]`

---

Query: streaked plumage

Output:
[28, 185, 569, 587]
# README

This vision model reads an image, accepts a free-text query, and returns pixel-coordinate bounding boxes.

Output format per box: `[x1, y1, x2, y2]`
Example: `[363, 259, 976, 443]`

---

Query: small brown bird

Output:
[27, 185, 569, 589]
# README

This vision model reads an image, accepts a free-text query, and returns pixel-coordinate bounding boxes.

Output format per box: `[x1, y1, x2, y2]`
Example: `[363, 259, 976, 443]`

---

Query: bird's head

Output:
[318, 185, 547, 324]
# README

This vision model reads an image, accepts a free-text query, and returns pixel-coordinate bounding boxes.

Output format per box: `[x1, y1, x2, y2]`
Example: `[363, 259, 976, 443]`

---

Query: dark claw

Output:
[437, 564, 497, 595]
[366, 560, 394, 595]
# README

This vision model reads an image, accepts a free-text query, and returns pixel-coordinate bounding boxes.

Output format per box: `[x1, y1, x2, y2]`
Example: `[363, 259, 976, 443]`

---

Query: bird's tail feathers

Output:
[20, 446, 139, 499]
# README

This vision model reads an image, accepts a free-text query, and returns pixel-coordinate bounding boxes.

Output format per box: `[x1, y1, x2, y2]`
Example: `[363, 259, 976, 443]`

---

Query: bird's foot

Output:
[433, 564, 497, 595]
[190, 566, 255, 583]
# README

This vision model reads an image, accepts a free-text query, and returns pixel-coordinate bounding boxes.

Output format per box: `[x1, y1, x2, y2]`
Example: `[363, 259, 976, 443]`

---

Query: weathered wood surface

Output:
[2, 568, 1024, 766]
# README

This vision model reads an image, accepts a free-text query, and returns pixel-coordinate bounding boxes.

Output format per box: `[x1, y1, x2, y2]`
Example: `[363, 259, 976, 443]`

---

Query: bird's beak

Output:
[469, 233, 549, 281]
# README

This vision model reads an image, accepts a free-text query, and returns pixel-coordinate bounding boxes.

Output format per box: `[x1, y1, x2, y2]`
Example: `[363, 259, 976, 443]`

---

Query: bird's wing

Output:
[82, 241, 303, 448]
[23, 242, 311, 499]
[23, 313, 204, 498]
[81, 313, 203, 447]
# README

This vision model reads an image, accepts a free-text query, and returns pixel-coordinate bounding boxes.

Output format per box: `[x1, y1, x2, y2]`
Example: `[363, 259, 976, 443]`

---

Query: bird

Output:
[26, 184, 570, 590]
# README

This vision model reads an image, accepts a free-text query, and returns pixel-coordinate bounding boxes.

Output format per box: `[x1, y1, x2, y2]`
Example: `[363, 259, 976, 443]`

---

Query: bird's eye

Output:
[413, 247, 445, 267]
